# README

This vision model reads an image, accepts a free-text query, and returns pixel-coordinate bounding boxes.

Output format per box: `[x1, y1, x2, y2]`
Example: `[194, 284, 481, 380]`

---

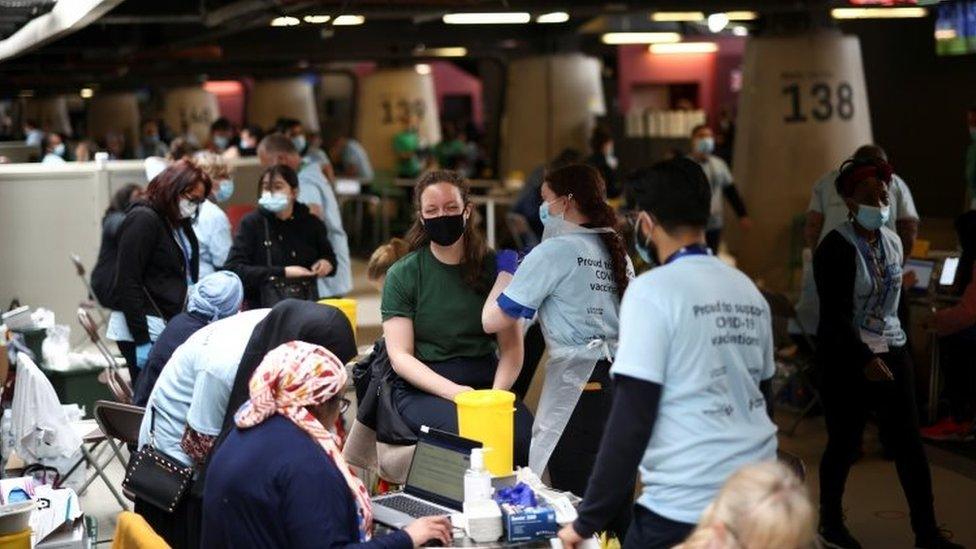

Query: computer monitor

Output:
[905, 259, 934, 292]
[940, 257, 960, 287]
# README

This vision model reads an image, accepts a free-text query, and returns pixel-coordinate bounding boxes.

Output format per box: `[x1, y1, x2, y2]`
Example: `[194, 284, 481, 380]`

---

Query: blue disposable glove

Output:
[135, 343, 153, 370]
[496, 249, 519, 275]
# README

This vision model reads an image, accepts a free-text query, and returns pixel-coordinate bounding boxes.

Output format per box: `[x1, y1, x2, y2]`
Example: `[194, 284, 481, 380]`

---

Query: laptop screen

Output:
[905, 259, 934, 291]
[940, 257, 960, 287]
[405, 429, 481, 509]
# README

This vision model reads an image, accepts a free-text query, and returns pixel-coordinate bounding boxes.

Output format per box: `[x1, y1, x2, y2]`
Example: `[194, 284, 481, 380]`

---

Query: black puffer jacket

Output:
[224, 202, 336, 308]
[111, 203, 199, 344]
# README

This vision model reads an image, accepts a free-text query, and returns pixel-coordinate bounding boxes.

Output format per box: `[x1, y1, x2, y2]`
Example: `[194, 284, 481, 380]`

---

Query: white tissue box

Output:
[463, 500, 503, 543]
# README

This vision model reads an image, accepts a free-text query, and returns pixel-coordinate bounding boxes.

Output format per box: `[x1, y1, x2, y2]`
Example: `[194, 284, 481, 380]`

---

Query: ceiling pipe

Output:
[0, 0, 123, 62]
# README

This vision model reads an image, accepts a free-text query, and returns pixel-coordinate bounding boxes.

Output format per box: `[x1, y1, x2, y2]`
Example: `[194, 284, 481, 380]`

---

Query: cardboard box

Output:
[501, 505, 557, 543]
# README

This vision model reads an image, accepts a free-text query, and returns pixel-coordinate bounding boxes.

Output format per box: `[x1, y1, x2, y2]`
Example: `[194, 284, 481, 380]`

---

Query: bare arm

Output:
[896, 218, 919, 262]
[804, 210, 825, 250]
[482, 273, 518, 334]
[492, 321, 523, 391]
[383, 317, 472, 400]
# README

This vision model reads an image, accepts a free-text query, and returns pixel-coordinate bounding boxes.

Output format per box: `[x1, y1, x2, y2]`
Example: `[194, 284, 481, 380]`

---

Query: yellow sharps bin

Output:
[454, 389, 515, 476]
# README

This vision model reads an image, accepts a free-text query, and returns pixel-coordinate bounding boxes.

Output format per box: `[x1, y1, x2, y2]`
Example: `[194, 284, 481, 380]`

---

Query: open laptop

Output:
[372, 426, 482, 528]
[905, 258, 935, 294]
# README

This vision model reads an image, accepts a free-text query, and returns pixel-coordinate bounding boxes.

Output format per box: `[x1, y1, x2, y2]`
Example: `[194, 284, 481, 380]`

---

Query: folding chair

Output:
[70, 254, 108, 325]
[94, 400, 146, 504]
[761, 290, 822, 436]
[57, 419, 131, 511]
[77, 308, 133, 404]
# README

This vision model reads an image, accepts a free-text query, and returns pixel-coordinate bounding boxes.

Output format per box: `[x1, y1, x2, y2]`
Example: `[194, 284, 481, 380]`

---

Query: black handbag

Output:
[354, 338, 417, 445]
[259, 217, 319, 307]
[122, 407, 194, 513]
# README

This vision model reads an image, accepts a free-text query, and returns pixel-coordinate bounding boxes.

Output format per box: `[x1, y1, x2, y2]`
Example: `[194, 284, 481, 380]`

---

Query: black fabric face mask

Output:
[423, 214, 465, 246]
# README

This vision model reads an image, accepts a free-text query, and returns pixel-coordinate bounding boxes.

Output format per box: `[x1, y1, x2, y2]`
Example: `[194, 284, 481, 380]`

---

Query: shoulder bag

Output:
[259, 217, 319, 307]
[122, 407, 194, 512]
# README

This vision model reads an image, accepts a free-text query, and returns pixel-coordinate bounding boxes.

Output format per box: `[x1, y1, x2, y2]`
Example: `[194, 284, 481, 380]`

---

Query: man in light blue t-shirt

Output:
[558, 158, 777, 549]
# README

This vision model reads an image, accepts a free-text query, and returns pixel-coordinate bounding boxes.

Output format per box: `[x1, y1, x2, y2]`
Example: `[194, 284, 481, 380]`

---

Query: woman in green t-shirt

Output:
[381, 170, 533, 466]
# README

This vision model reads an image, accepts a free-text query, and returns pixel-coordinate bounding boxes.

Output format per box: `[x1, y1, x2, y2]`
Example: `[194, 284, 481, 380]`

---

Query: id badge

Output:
[860, 315, 888, 354]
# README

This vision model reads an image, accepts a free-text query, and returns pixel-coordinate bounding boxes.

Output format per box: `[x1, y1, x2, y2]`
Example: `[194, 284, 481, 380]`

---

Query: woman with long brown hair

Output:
[381, 170, 533, 465]
[109, 159, 210, 383]
[482, 163, 633, 537]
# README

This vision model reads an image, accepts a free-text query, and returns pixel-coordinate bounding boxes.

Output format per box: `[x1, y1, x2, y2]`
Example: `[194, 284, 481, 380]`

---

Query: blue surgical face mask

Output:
[633, 213, 658, 266]
[695, 136, 715, 155]
[52, 143, 65, 157]
[213, 135, 229, 150]
[259, 191, 290, 213]
[855, 204, 890, 231]
[214, 179, 234, 203]
[539, 200, 563, 226]
[292, 135, 307, 153]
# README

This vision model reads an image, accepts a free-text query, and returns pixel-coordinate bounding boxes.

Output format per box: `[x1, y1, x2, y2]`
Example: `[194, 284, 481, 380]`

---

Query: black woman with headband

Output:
[814, 157, 960, 549]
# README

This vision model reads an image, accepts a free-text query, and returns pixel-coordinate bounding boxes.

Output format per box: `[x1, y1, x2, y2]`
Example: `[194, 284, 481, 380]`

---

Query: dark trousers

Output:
[818, 346, 938, 537]
[623, 505, 695, 549]
[512, 323, 546, 400]
[394, 355, 534, 467]
[548, 361, 630, 539]
[135, 495, 202, 549]
[117, 341, 139, 386]
[940, 327, 976, 421]
[705, 228, 722, 253]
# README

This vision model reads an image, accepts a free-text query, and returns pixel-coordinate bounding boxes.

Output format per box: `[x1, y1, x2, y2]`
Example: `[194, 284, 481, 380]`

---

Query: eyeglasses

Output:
[338, 397, 351, 414]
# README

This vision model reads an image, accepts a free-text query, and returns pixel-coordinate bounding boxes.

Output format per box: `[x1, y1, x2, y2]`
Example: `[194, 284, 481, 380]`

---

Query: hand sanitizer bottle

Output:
[464, 448, 492, 502]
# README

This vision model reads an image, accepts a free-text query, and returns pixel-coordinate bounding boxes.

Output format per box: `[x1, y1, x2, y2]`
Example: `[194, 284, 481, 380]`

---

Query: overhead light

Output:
[415, 64, 432, 75]
[601, 32, 682, 45]
[649, 42, 719, 54]
[415, 46, 467, 57]
[536, 12, 569, 24]
[270, 16, 300, 27]
[443, 12, 531, 24]
[333, 15, 365, 25]
[831, 7, 927, 19]
[725, 11, 758, 21]
[18, 89, 34, 98]
[80, 88, 94, 98]
[935, 28, 957, 40]
[303, 15, 331, 24]
[731, 25, 749, 36]
[707, 13, 730, 32]
[651, 11, 705, 22]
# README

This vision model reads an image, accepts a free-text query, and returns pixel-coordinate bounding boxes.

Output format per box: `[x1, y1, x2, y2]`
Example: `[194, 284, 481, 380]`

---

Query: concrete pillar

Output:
[163, 86, 219, 146]
[87, 92, 140, 149]
[501, 54, 605, 177]
[22, 96, 72, 135]
[356, 68, 441, 173]
[248, 78, 319, 133]
[729, 29, 872, 289]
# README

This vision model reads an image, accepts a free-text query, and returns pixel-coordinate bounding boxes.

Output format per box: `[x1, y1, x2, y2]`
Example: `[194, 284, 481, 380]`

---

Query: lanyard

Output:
[173, 228, 193, 284]
[665, 244, 712, 265]
[853, 233, 892, 317]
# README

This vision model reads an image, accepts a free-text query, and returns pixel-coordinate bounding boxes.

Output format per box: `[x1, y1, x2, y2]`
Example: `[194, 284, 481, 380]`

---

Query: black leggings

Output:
[394, 355, 534, 467]
[547, 360, 630, 539]
[818, 347, 938, 537]
[117, 341, 139, 386]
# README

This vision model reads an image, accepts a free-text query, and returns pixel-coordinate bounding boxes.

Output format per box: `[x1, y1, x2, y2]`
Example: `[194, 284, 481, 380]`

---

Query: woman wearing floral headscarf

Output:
[201, 341, 452, 549]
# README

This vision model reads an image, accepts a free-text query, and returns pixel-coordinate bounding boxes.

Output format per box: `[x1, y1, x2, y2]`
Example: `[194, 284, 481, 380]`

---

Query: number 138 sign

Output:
[782, 81, 854, 123]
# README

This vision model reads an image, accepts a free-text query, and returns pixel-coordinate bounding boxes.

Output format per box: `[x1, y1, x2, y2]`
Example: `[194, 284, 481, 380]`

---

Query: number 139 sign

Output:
[782, 81, 854, 123]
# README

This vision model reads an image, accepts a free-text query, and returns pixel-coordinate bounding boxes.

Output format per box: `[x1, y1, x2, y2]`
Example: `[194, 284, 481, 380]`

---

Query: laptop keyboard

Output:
[381, 495, 449, 518]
